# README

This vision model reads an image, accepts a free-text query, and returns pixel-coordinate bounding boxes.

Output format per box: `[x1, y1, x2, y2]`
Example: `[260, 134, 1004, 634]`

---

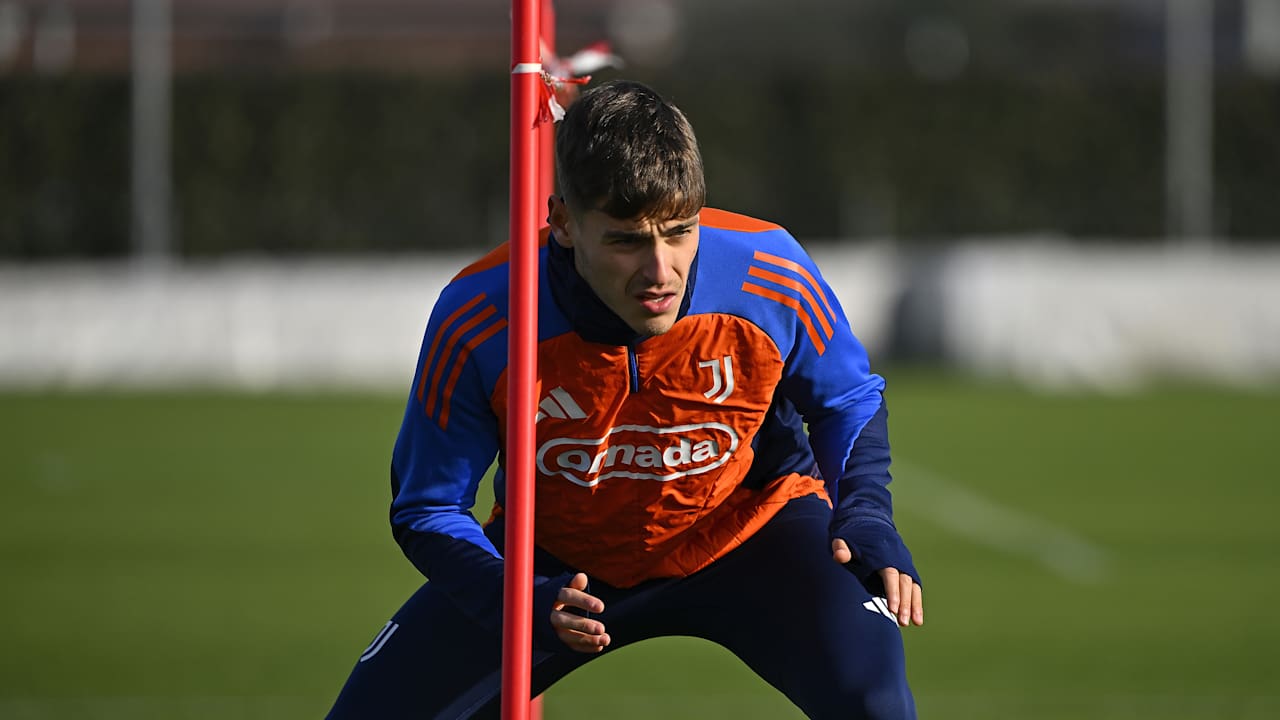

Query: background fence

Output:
[3, 0, 1280, 261]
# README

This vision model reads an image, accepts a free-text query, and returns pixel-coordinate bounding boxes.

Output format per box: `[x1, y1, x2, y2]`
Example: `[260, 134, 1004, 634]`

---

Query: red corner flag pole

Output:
[504, 0, 540, 719]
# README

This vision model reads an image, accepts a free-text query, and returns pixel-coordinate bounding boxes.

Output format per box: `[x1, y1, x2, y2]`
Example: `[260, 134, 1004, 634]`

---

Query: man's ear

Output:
[547, 195, 573, 248]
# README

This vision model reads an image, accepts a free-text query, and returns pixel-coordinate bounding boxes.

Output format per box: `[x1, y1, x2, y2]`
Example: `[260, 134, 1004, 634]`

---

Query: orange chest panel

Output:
[491, 313, 790, 585]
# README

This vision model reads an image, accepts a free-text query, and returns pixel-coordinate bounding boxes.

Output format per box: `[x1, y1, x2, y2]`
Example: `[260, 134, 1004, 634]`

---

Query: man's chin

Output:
[634, 315, 679, 337]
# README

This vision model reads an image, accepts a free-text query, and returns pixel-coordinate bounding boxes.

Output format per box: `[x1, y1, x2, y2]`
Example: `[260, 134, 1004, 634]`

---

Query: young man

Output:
[328, 80, 923, 719]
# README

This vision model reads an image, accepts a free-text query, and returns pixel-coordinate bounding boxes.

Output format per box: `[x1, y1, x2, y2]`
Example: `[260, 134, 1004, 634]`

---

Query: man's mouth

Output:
[636, 291, 677, 314]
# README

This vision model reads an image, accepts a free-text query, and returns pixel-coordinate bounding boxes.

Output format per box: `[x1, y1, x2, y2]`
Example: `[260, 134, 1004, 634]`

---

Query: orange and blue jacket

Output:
[389, 208, 912, 637]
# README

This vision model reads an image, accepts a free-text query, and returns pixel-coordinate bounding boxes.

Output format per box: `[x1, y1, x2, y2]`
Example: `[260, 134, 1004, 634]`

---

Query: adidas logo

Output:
[359, 620, 399, 662]
[536, 387, 587, 423]
[862, 597, 899, 625]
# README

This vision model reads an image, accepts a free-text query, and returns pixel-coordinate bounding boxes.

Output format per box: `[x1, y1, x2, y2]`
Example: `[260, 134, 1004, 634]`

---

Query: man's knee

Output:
[802, 667, 915, 720]
[854, 680, 916, 720]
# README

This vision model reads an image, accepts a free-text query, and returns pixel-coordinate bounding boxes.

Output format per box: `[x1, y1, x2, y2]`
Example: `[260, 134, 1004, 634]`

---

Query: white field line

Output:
[894, 460, 1110, 584]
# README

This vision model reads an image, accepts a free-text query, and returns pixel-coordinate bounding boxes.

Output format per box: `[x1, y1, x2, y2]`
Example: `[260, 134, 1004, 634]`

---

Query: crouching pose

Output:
[328, 79, 924, 720]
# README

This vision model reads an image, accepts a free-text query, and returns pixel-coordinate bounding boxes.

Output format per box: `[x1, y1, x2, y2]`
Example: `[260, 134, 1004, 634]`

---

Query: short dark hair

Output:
[555, 80, 706, 221]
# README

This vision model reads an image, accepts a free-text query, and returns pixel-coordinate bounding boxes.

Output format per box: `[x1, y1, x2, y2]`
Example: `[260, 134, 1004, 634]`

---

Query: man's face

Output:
[549, 197, 700, 336]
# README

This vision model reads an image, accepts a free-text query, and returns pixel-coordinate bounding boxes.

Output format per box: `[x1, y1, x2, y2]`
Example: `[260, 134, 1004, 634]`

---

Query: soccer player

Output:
[327, 79, 923, 720]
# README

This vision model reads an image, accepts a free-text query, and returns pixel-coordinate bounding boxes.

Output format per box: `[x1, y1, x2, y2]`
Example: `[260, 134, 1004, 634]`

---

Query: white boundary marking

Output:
[895, 460, 1109, 584]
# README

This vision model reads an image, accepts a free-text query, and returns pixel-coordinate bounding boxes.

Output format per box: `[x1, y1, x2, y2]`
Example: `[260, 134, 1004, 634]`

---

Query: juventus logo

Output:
[698, 356, 735, 404]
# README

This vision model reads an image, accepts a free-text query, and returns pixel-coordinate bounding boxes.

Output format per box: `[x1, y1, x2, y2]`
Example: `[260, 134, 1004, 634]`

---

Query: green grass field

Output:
[2, 373, 1278, 719]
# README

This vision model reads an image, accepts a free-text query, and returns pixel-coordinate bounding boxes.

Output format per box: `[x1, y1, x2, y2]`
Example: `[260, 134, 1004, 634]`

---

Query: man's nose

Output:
[643, 243, 674, 285]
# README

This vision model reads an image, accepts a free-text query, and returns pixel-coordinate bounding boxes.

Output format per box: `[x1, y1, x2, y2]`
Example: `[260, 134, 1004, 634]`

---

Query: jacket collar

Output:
[546, 234, 698, 346]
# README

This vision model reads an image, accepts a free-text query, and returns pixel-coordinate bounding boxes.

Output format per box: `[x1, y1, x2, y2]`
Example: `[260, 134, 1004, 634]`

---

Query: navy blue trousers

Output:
[327, 495, 915, 719]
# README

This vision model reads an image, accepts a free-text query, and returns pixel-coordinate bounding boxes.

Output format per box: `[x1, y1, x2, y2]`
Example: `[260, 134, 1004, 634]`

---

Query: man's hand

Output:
[551, 572, 611, 653]
[832, 538, 924, 628]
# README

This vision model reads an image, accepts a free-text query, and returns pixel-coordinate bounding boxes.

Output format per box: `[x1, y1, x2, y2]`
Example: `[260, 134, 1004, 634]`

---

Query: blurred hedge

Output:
[1, 70, 1277, 258]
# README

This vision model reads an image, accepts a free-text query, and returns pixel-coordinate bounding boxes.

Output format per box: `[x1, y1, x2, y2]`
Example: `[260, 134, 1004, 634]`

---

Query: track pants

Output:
[326, 494, 915, 719]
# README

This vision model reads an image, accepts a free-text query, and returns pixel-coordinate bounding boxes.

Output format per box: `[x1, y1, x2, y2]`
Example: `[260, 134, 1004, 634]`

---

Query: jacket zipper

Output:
[627, 345, 640, 393]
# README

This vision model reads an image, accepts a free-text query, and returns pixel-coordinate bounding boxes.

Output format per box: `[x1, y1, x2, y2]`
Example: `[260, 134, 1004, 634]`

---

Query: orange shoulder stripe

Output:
[746, 265, 835, 340]
[741, 281, 828, 355]
[453, 227, 552, 281]
[752, 250, 837, 325]
[438, 317, 508, 429]
[417, 293, 487, 403]
[424, 304, 499, 420]
[698, 208, 782, 233]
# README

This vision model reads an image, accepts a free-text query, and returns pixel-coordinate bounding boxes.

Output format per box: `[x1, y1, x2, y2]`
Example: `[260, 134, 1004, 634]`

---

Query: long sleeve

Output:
[398, 528, 575, 649]
[387, 269, 588, 649]
[733, 226, 918, 590]
[827, 397, 920, 590]
[387, 282, 516, 637]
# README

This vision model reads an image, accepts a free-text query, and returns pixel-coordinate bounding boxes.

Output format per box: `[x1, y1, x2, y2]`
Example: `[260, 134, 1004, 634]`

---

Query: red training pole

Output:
[530, 3, 555, 718]
[504, 1, 540, 719]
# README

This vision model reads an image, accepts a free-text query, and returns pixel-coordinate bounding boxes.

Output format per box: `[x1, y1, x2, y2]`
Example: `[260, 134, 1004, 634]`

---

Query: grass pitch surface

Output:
[1, 374, 1277, 718]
